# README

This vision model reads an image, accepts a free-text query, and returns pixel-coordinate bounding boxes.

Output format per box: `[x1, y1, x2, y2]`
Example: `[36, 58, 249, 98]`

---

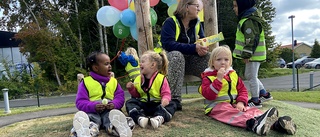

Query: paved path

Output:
[0, 71, 320, 128]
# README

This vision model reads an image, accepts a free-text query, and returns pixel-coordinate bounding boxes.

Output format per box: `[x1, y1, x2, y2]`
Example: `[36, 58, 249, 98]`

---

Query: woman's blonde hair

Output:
[174, 0, 197, 19]
[208, 45, 233, 69]
[125, 47, 139, 61]
[141, 50, 169, 76]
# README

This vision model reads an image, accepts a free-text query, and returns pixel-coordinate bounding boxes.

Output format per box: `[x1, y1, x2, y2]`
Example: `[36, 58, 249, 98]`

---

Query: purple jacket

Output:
[75, 72, 125, 113]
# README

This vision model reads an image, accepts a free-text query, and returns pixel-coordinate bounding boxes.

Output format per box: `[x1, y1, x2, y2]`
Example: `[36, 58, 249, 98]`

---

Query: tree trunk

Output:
[95, 0, 105, 52]
[203, 0, 219, 51]
[134, 0, 153, 55]
[101, 0, 109, 54]
[74, 0, 83, 68]
[53, 63, 62, 86]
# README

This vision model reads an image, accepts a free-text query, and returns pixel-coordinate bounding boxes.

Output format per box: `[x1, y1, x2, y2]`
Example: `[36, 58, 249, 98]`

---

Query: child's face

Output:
[233, 0, 238, 16]
[213, 52, 230, 71]
[140, 55, 156, 75]
[93, 54, 112, 77]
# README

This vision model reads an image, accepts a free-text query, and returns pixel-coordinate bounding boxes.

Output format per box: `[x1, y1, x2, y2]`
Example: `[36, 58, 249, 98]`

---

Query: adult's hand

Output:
[196, 44, 209, 56]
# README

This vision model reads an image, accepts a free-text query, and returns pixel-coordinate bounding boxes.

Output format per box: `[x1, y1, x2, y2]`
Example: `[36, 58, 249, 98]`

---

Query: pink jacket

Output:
[200, 68, 248, 106]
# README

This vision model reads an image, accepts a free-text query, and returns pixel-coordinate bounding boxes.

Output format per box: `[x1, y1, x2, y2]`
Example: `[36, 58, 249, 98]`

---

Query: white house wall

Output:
[0, 47, 27, 64]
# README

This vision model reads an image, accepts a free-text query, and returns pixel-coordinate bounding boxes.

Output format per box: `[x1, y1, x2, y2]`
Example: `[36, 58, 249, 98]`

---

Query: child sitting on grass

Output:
[125, 50, 177, 129]
[70, 51, 134, 137]
[199, 46, 297, 135]
[117, 47, 140, 81]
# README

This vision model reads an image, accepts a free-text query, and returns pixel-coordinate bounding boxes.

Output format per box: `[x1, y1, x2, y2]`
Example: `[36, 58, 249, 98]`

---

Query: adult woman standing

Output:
[159, 0, 209, 110]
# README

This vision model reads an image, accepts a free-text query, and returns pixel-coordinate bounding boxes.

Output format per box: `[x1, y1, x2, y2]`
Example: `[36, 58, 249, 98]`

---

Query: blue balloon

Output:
[130, 24, 138, 40]
[120, 9, 136, 27]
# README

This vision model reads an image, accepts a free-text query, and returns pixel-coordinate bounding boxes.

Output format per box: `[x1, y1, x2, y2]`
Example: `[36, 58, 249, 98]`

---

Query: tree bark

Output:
[134, 0, 153, 55]
[203, 0, 219, 51]
[95, 0, 105, 52]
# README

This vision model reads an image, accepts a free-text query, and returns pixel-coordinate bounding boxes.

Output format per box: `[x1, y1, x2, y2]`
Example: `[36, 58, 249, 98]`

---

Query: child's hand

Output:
[217, 68, 225, 81]
[95, 104, 106, 113]
[126, 82, 134, 89]
[235, 102, 246, 112]
[161, 99, 169, 107]
[106, 103, 115, 110]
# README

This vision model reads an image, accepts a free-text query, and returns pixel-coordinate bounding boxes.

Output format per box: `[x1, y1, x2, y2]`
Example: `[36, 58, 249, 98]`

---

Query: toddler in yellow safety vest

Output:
[199, 46, 297, 135]
[125, 50, 177, 129]
[118, 47, 140, 81]
[70, 51, 134, 137]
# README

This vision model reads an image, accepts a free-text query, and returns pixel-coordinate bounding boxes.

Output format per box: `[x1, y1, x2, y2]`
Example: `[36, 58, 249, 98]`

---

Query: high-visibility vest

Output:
[125, 60, 140, 81]
[83, 76, 117, 101]
[154, 16, 201, 53]
[198, 72, 239, 114]
[233, 18, 266, 61]
[134, 73, 165, 102]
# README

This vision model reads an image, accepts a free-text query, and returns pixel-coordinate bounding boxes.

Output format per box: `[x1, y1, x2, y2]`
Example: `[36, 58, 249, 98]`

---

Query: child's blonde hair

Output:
[208, 45, 233, 69]
[125, 47, 139, 61]
[141, 50, 169, 76]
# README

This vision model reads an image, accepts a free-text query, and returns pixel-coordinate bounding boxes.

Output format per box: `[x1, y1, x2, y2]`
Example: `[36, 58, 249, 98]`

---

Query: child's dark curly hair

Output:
[86, 51, 104, 71]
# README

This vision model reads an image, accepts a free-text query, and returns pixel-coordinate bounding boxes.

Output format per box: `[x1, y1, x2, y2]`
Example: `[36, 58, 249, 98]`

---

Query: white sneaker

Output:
[138, 116, 149, 128]
[150, 116, 164, 129]
[73, 111, 91, 137]
[109, 109, 132, 137]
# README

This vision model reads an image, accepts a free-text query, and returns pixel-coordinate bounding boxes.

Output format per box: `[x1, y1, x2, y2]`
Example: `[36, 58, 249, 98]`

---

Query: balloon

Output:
[120, 9, 136, 27]
[130, 24, 138, 40]
[150, 0, 160, 7]
[162, 0, 176, 6]
[113, 21, 130, 39]
[96, 6, 121, 27]
[129, 0, 135, 11]
[108, 0, 128, 11]
[198, 9, 204, 22]
[150, 8, 158, 26]
[167, 4, 177, 17]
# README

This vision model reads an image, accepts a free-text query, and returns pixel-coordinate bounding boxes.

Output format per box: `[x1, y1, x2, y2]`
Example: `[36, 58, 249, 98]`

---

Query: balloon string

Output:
[111, 38, 126, 62]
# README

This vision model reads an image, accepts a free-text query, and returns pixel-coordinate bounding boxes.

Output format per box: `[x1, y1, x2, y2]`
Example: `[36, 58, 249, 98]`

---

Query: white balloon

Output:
[96, 6, 121, 27]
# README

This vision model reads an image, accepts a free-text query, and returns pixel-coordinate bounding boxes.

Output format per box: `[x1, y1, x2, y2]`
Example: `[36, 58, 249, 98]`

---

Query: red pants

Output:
[208, 102, 263, 128]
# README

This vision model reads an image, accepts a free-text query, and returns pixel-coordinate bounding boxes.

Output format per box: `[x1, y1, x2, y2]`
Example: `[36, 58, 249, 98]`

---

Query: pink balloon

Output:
[150, 0, 160, 7]
[108, 0, 128, 11]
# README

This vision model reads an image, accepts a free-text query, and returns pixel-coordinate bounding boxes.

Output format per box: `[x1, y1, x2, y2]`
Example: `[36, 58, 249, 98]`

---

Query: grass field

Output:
[0, 99, 319, 137]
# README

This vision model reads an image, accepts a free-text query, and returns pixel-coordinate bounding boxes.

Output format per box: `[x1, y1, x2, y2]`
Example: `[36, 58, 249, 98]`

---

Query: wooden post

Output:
[134, 0, 154, 56]
[203, 0, 219, 51]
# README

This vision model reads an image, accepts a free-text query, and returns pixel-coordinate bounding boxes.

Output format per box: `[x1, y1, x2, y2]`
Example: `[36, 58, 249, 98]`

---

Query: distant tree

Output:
[279, 48, 298, 63]
[310, 39, 320, 58]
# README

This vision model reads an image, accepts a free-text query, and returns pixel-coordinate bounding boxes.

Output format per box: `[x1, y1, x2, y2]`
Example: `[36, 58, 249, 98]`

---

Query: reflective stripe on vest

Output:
[156, 16, 201, 49]
[83, 76, 117, 101]
[233, 18, 266, 61]
[134, 73, 165, 102]
[198, 72, 239, 114]
[125, 61, 140, 80]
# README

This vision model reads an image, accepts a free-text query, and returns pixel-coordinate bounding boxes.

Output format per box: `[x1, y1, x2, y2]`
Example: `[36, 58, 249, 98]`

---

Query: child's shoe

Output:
[73, 111, 91, 137]
[248, 99, 262, 108]
[273, 116, 297, 135]
[89, 121, 100, 137]
[246, 107, 278, 135]
[69, 127, 77, 137]
[260, 92, 273, 103]
[138, 116, 149, 128]
[150, 116, 164, 129]
[126, 117, 135, 130]
[109, 109, 132, 137]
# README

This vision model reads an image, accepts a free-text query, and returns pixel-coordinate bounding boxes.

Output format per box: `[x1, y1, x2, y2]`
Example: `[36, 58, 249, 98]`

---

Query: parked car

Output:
[277, 58, 286, 68]
[304, 58, 320, 69]
[286, 56, 315, 68]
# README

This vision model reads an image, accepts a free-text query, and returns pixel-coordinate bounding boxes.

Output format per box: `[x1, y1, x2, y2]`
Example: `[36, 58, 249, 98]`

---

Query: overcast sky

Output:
[270, 0, 320, 46]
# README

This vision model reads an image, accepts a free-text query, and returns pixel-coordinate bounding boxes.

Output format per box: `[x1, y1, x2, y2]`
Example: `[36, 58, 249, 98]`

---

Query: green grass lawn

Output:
[0, 99, 319, 137]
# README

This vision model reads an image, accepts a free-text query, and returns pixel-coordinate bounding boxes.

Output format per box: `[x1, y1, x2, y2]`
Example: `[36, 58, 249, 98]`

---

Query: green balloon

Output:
[150, 8, 158, 26]
[113, 21, 130, 39]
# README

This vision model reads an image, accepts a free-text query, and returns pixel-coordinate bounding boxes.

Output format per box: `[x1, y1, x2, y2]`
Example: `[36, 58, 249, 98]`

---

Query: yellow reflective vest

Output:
[125, 60, 140, 81]
[198, 72, 239, 114]
[233, 18, 266, 61]
[83, 76, 117, 101]
[134, 73, 165, 102]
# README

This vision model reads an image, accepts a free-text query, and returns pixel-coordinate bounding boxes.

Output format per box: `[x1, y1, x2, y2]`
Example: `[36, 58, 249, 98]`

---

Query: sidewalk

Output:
[1, 98, 320, 128]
